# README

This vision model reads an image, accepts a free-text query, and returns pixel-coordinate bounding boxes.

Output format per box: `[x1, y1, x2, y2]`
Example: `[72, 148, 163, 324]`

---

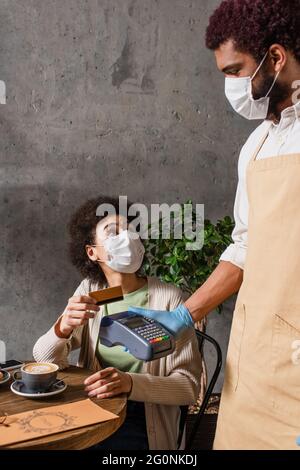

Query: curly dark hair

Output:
[206, 0, 300, 63]
[68, 196, 138, 283]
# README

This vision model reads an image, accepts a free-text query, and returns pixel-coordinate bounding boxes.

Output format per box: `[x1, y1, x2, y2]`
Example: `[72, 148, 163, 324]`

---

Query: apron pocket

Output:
[271, 314, 300, 417]
[225, 303, 246, 391]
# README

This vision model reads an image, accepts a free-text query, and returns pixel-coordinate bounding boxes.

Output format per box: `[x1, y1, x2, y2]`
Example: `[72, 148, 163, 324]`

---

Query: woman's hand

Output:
[84, 367, 133, 399]
[56, 295, 100, 338]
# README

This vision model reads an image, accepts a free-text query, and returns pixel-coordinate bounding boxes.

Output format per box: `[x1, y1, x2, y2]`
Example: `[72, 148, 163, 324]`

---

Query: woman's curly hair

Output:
[206, 0, 300, 63]
[68, 196, 136, 283]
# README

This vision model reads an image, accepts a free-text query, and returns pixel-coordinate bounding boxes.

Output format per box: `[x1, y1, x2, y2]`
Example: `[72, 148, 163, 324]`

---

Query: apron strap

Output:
[250, 123, 273, 163]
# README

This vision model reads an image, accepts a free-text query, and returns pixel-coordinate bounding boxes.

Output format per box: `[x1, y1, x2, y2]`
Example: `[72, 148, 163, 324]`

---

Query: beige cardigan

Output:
[33, 277, 202, 450]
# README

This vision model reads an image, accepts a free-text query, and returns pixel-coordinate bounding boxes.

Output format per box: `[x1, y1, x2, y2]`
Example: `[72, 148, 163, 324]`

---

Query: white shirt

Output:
[220, 101, 300, 270]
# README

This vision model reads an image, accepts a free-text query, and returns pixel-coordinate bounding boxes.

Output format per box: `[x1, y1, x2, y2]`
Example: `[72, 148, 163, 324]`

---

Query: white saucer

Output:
[0, 370, 10, 385]
[10, 379, 67, 398]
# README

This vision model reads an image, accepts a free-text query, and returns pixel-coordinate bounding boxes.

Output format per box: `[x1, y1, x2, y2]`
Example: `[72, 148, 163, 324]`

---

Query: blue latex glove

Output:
[296, 435, 300, 446]
[127, 304, 194, 337]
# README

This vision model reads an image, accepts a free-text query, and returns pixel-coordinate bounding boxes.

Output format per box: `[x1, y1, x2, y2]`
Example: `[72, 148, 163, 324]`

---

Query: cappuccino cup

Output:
[14, 362, 59, 393]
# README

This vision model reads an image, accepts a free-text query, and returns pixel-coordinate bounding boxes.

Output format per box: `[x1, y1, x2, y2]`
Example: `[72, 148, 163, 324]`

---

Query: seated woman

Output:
[33, 196, 202, 450]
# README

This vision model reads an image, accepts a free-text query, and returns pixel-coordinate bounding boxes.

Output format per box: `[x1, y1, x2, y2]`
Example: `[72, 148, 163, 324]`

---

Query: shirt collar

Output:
[280, 100, 300, 119]
[268, 100, 300, 134]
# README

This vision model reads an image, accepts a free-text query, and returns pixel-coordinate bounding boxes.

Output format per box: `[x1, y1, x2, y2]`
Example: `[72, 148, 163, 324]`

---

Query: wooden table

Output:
[0, 366, 127, 450]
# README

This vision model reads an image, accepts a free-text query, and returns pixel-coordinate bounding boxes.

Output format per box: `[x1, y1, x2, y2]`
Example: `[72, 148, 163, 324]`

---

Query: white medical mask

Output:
[225, 51, 281, 120]
[96, 229, 145, 274]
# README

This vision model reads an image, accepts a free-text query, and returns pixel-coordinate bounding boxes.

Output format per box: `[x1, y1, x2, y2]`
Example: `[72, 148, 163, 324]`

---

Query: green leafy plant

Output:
[142, 202, 234, 313]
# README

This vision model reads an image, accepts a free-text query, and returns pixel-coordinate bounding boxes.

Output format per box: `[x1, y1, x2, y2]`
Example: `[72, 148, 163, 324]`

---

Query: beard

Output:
[252, 66, 291, 120]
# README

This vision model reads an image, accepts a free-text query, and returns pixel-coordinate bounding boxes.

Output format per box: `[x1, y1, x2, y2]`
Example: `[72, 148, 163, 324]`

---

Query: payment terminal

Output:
[99, 311, 175, 361]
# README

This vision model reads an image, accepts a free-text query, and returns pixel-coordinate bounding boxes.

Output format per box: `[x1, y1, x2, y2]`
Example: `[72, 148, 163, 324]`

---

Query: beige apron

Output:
[214, 126, 300, 450]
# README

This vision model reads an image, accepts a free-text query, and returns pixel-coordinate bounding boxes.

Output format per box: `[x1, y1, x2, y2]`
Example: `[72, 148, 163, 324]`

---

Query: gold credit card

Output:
[89, 286, 124, 306]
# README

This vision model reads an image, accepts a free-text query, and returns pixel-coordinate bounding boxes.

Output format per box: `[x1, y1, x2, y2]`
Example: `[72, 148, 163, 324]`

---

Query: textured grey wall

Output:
[0, 0, 255, 391]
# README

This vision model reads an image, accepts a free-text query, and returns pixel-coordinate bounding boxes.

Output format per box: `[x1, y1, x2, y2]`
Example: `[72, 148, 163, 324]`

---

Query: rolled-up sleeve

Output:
[220, 148, 250, 270]
[220, 121, 272, 270]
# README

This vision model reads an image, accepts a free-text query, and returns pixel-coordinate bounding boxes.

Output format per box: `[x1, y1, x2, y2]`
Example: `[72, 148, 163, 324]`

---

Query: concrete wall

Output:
[0, 0, 255, 391]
